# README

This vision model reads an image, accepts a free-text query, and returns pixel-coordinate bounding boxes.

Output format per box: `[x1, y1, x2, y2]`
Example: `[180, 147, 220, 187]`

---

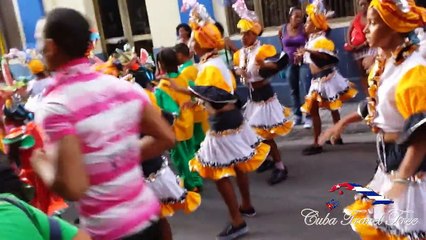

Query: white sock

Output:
[275, 162, 285, 170]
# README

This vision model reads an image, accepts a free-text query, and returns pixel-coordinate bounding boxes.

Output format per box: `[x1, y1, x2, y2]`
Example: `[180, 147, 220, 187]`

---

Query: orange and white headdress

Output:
[182, 0, 224, 49]
[232, 0, 262, 36]
[306, 0, 334, 31]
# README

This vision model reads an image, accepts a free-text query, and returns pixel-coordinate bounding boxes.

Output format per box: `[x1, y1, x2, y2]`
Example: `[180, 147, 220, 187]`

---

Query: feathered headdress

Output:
[232, 0, 262, 35]
[306, 0, 334, 31]
[182, 0, 224, 49]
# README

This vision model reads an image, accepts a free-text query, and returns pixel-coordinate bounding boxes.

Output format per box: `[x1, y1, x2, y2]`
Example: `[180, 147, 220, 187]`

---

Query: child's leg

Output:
[235, 168, 253, 210]
[159, 218, 173, 240]
[310, 101, 321, 145]
[264, 139, 282, 164]
[331, 110, 341, 139]
[215, 177, 245, 226]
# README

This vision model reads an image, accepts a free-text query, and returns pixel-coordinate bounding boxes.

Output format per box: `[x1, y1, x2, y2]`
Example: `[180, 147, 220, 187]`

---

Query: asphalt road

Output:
[63, 132, 377, 240]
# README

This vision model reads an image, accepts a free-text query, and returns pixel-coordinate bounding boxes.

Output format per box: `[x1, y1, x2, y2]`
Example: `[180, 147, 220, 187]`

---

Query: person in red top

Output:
[344, 0, 376, 93]
[2, 100, 68, 216]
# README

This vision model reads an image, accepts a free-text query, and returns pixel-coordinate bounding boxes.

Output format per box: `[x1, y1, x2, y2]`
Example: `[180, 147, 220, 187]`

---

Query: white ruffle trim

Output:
[307, 72, 351, 101]
[197, 123, 262, 167]
[243, 95, 291, 128]
[367, 167, 426, 237]
[145, 165, 186, 204]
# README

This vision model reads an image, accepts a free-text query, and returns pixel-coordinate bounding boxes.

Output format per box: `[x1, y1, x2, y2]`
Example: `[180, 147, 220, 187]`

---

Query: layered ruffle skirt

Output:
[143, 156, 201, 218]
[301, 71, 358, 113]
[344, 167, 426, 240]
[190, 109, 270, 180]
[344, 136, 426, 240]
[244, 83, 294, 140]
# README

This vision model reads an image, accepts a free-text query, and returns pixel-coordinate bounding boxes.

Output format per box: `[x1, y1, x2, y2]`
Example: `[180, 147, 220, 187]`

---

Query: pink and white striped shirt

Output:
[35, 58, 160, 240]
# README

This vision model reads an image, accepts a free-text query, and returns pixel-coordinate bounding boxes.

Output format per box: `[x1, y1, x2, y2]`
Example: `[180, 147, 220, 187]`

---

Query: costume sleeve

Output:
[233, 50, 240, 67]
[395, 65, 426, 145]
[185, 66, 199, 82]
[256, 44, 277, 61]
[154, 82, 180, 116]
[195, 66, 234, 93]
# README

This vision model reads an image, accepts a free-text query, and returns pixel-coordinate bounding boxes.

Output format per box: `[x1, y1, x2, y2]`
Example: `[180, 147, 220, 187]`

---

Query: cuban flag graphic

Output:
[330, 182, 394, 205]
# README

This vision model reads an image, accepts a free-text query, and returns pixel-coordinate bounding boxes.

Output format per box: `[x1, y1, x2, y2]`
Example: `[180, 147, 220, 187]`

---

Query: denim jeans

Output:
[285, 64, 312, 117]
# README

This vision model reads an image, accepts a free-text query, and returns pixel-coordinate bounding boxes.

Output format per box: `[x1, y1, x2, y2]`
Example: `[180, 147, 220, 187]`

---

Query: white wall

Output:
[212, 0, 229, 36]
[145, 0, 181, 48]
[42, 0, 102, 52]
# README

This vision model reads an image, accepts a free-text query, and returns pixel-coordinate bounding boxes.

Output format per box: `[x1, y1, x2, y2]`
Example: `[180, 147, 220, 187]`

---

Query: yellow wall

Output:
[145, 0, 181, 48]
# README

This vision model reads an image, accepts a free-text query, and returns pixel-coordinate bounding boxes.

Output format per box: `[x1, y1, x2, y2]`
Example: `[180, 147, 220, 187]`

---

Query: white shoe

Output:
[303, 118, 312, 129]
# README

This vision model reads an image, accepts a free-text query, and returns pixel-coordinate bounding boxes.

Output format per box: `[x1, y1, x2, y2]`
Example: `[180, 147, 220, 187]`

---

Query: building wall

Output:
[0, 0, 23, 49]
[16, 0, 45, 48]
[148, 4, 363, 106]
[145, 0, 181, 49]
[42, 0, 102, 53]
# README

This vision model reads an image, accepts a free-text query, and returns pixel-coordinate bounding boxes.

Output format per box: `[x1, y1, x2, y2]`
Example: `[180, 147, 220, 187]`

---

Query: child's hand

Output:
[256, 58, 265, 68]
[181, 101, 196, 109]
[319, 122, 345, 145]
[161, 76, 179, 90]
[294, 48, 305, 64]
[30, 148, 55, 186]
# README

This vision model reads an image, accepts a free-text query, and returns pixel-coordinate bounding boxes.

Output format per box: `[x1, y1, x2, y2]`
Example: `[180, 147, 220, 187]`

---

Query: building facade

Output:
[3, 0, 388, 103]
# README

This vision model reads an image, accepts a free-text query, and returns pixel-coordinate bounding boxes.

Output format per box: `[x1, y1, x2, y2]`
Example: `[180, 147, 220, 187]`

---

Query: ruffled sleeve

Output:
[195, 66, 235, 93]
[395, 65, 426, 145]
[233, 50, 240, 67]
[154, 80, 180, 116]
[256, 44, 277, 61]
[181, 65, 198, 82]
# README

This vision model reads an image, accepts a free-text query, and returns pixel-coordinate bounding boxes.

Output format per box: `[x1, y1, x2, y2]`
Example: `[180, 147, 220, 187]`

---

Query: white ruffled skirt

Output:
[301, 71, 358, 113]
[368, 167, 426, 238]
[244, 95, 294, 140]
[189, 123, 270, 181]
[145, 158, 201, 217]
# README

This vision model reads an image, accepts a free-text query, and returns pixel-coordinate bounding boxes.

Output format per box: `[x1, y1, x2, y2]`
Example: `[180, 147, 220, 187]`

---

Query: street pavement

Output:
[168, 132, 377, 240]
[62, 103, 377, 240]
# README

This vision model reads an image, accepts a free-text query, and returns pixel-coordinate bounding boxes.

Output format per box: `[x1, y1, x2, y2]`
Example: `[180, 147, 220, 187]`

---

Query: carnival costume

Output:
[143, 87, 201, 218]
[111, 50, 202, 217]
[181, 0, 270, 181]
[0, 87, 67, 215]
[344, 1, 426, 239]
[155, 69, 203, 191]
[232, 0, 293, 140]
[301, 37, 358, 113]
[179, 60, 209, 151]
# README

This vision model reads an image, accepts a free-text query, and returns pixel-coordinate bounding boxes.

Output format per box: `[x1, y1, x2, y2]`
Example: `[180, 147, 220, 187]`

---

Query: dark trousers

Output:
[286, 64, 311, 117]
[122, 221, 162, 240]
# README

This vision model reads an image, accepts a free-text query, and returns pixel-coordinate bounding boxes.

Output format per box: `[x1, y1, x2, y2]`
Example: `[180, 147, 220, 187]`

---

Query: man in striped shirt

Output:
[30, 8, 175, 240]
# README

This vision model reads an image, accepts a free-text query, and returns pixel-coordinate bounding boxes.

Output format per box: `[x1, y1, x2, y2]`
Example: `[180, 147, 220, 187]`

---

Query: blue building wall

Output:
[178, 0, 216, 23]
[155, 26, 365, 107]
[17, 0, 45, 49]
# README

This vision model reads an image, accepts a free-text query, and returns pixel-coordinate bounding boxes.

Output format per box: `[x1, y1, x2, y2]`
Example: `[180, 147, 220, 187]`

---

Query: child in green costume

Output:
[175, 43, 209, 151]
[155, 47, 203, 192]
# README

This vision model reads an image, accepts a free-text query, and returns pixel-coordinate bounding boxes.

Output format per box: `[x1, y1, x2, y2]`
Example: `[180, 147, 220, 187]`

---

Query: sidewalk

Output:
[281, 102, 370, 141]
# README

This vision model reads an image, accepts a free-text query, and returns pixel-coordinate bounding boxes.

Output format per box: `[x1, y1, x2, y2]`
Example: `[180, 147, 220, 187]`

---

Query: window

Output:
[93, 0, 153, 55]
[226, 0, 357, 35]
